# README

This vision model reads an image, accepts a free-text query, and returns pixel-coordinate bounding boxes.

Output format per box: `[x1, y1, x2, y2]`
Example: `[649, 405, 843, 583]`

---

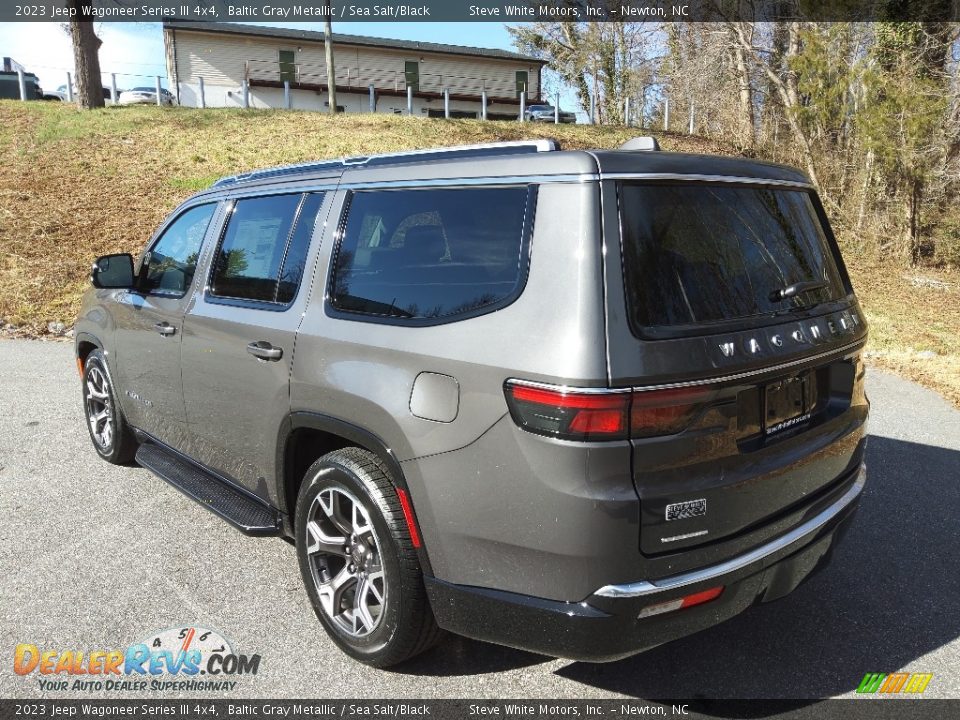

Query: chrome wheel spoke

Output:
[317, 565, 355, 617]
[317, 490, 353, 536]
[351, 501, 372, 537]
[86, 380, 108, 401]
[305, 519, 347, 557]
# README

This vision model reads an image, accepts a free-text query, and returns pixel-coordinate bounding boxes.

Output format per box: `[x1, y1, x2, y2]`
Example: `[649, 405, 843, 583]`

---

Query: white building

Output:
[163, 21, 547, 119]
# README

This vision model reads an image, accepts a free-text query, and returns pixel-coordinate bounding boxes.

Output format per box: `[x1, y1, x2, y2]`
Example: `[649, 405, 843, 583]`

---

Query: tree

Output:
[509, 22, 654, 124]
[858, 22, 954, 263]
[66, 0, 104, 109]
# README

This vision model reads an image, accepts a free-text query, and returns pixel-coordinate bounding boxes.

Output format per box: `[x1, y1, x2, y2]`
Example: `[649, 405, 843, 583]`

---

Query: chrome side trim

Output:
[600, 173, 814, 190]
[632, 339, 865, 392]
[594, 464, 866, 599]
[504, 378, 632, 395]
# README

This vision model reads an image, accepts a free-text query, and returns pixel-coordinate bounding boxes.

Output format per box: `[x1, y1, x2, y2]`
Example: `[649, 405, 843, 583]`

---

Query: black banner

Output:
[1, 700, 959, 720]
[4, 0, 960, 22]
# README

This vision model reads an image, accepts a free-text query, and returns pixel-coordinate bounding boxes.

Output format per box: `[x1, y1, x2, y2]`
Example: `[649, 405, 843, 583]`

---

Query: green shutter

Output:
[405, 61, 419, 93]
[278, 50, 296, 84]
[515, 71, 528, 99]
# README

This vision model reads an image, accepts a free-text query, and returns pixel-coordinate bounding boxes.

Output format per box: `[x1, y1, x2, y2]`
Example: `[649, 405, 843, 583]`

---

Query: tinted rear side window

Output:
[619, 183, 847, 333]
[330, 186, 532, 322]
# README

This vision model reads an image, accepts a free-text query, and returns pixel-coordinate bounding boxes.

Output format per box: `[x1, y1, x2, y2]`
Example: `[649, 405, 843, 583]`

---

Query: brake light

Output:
[504, 382, 717, 441]
[505, 384, 630, 441]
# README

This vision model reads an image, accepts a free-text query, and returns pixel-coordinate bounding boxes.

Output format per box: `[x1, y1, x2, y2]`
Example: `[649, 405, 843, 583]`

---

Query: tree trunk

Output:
[324, 4, 337, 114]
[731, 24, 755, 146]
[906, 177, 923, 265]
[66, 0, 103, 110]
[728, 21, 820, 187]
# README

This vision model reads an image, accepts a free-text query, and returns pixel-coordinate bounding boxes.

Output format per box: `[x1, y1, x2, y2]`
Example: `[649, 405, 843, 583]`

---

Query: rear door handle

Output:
[246, 341, 283, 361]
[154, 322, 176, 336]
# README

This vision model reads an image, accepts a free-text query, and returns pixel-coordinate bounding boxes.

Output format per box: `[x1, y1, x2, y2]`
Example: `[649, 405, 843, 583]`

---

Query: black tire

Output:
[81, 349, 137, 465]
[295, 447, 442, 667]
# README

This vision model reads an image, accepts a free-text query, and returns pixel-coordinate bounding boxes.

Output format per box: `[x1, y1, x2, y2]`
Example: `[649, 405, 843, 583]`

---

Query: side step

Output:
[136, 443, 281, 536]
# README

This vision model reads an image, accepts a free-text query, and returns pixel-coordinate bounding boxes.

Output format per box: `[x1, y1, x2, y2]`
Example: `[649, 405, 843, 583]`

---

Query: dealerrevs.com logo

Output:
[13, 626, 261, 692]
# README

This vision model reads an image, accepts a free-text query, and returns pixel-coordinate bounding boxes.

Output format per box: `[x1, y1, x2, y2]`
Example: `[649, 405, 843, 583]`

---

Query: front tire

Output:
[82, 349, 137, 464]
[295, 447, 442, 667]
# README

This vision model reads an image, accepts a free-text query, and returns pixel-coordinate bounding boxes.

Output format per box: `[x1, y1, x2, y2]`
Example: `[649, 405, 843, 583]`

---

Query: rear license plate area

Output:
[764, 372, 815, 436]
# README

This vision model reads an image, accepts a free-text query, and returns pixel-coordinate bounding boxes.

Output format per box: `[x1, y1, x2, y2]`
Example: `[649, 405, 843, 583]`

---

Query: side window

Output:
[210, 192, 323, 305]
[330, 186, 532, 322]
[141, 203, 216, 297]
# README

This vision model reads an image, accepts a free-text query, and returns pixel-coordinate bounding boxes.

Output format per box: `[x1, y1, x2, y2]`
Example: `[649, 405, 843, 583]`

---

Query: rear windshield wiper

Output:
[769, 280, 829, 303]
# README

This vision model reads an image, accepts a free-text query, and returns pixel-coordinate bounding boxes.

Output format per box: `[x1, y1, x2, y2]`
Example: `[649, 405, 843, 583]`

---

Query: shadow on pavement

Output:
[402, 436, 960, 702]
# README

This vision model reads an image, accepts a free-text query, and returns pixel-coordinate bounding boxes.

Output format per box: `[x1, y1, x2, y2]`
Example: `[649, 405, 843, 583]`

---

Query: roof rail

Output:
[211, 139, 560, 189]
[619, 136, 661, 152]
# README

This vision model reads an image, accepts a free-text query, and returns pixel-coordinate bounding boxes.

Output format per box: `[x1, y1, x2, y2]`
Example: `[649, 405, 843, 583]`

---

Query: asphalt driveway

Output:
[1, 339, 958, 700]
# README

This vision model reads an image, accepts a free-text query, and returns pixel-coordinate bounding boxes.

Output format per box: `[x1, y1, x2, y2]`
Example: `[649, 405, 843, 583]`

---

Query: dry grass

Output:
[1, 101, 957, 407]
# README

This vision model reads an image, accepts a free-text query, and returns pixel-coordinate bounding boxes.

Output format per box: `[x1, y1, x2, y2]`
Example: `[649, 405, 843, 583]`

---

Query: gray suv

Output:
[76, 138, 869, 667]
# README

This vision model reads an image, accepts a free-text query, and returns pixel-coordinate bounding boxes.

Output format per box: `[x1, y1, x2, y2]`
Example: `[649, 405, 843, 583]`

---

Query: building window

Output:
[278, 50, 296, 84]
[405, 61, 419, 92]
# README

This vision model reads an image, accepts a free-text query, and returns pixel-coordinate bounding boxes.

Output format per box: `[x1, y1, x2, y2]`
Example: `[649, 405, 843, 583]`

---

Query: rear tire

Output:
[295, 447, 442, 667]
[82, 349, 137, 465]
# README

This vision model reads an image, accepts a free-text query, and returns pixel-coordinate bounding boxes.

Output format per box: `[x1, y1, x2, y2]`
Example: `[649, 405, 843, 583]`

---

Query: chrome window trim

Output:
[600, 173, 814, 190]
[593, 464, 866, 599]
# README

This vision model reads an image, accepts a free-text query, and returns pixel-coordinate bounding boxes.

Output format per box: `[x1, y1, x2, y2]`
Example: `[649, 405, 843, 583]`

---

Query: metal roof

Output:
[162, 21, 548, 65]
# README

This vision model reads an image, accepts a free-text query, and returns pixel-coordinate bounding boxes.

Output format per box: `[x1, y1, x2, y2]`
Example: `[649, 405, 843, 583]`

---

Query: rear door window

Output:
[210, 192, 323, 305]
[329, 186, 533, 323]
[618, 183, 848, 334]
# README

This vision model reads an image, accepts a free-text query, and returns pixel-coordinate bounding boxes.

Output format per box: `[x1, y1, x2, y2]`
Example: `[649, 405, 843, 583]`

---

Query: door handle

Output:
[154, 322, 176, 336]
[246, 341, 283, 361]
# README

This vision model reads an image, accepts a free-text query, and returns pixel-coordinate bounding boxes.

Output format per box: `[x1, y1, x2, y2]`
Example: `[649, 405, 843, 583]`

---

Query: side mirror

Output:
[91, 253, 135, 289]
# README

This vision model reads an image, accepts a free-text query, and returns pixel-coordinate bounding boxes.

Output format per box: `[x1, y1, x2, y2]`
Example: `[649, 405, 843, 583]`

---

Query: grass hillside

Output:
[1, 101, 958, 407]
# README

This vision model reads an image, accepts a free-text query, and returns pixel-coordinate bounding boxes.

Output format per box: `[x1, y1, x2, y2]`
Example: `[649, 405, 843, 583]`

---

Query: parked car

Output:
[76, 138, 868, 668]
[0, 71, 43, 100]
[52, 84, 118, 102]
[118, 86, 174, 106]
[524, 103, 577, 123]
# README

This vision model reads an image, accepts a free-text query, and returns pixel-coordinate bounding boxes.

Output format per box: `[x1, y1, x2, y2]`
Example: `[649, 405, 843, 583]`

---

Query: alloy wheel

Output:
[84, 365, 114, 451]
[305, 487, 386, 638]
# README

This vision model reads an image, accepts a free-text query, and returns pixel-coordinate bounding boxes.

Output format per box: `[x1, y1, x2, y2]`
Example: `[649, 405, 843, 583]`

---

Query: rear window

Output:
[329, 186, 532, 323]
[619, 183, 847, 334]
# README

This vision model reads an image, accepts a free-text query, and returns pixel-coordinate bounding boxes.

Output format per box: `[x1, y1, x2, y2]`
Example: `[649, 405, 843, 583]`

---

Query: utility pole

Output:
[324, 0, 337, 114]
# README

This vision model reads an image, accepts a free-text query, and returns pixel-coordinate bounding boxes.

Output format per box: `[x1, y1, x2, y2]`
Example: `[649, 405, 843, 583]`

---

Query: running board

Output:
[135, 443, 281, 536]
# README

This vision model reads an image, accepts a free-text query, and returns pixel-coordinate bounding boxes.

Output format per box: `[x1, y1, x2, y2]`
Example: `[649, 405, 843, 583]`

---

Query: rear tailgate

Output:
[601, 176, 869, 564]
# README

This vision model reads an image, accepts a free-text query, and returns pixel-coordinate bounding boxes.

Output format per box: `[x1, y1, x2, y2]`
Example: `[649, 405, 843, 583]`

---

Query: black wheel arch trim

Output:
[74, 331, 103, 358]
[276, 411, 433, 576]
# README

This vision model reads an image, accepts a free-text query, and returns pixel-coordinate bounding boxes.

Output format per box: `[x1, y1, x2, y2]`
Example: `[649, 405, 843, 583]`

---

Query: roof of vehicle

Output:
[199, 139, 812, 197]
[590, 150, 811, 185]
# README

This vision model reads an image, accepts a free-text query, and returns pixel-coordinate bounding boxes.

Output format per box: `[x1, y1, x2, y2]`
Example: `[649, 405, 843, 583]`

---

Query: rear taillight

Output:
[505, 383, 630, 441]
[504, 381, 716, 441]
[630, 386, 717, 438]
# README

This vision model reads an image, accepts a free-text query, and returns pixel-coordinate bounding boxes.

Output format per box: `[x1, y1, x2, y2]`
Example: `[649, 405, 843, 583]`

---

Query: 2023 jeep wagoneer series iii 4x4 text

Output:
[76, 138, 868, 667]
